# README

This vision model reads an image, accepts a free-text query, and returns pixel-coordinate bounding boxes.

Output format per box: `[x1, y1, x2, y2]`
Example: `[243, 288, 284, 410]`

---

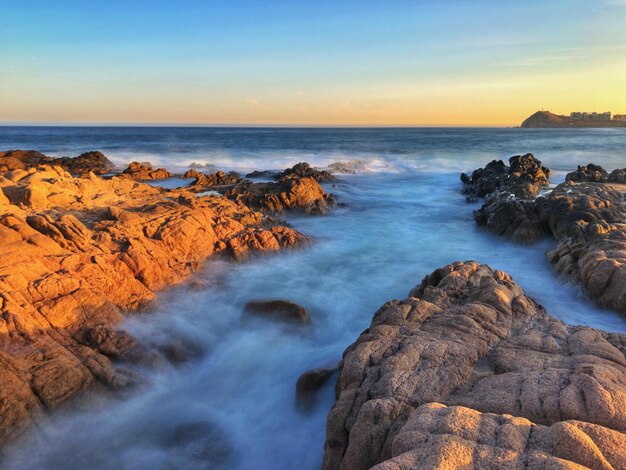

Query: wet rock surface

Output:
[464, 157, 626, 314]
[566, 163, 610, 183]
[0, 164, 307, 445]
[277, 162, 336, 183]
[323, 261, 626, 470]
[120, 161, 174, 180]
[243, 299, 310, 325]
[460, 153, 550, 201]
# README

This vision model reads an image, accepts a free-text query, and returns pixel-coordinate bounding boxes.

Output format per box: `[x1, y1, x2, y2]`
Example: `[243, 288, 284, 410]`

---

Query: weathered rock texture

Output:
[464, 157, 626, 314]
[323, 261, 626, 470]
[461, 153, 550, 201]
[277, 162, 336, 183]
[565, 164, 626, 185]
[0, 165, 306, 446]
[52, 151, 116, 175]
[191, 170, 246, 187]
[224, 176, 336, 214]
[0, 149, 115, 175]
[120, 161, 174, 180]
[543, 182, 626, 314]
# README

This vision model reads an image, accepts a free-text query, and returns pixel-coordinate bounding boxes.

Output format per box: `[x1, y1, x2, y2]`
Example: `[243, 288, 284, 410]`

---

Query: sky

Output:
[1, 0, 626, 126]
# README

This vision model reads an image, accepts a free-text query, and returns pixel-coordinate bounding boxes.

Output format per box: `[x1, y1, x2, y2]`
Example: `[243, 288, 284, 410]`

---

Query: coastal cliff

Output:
[521, 111, 626, 128]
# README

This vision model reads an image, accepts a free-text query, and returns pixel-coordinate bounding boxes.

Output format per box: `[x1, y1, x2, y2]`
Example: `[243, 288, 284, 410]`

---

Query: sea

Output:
[1, 126, 625, 469]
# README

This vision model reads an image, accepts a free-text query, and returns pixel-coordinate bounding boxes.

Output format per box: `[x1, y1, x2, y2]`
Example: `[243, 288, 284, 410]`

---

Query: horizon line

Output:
[0, 122, 517, 129]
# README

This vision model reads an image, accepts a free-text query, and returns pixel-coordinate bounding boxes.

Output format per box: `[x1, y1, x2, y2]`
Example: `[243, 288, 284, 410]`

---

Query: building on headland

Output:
[614, 114, 626, 121]
[570, 111, 611, 121]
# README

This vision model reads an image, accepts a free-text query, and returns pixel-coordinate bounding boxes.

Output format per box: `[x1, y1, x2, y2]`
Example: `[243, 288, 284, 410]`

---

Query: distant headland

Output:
[521, 110, 626, 128]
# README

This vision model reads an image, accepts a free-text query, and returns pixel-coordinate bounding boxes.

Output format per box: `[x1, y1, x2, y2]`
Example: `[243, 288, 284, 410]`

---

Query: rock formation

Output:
[0, 164, 306, 446]
[224, 176, 336, 215]
[0, 149, 115, 175]
[463, 157, 626, 314]
[565, 164, 626, 184]
[277, 162, 335, 183]
[120, 161, 174, 180]
[191, 170, 246, 187]
[52, 151, 116, 175]
[460, 153, 550, 201]
[323, 261, 626, 470]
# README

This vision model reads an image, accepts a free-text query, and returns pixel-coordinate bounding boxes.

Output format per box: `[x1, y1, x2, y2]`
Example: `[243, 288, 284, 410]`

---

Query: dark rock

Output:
[277, 162, 335, 183]
[565, 163, 609, 183]
[296, 366, 337, 410]
[461, 153, 550, 200]
[243, 300, 310, 325]
[608, 168, 626, 184]
[245, 170, 277, 179]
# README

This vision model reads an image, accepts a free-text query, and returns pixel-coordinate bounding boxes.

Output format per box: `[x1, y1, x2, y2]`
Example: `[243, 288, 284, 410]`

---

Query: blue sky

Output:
[2, 0, 626, 125]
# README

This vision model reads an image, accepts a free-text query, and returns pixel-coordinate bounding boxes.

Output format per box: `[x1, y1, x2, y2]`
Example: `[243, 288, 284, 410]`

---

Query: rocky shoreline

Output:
[1, 148, 626, 469]
[461, 154, 626, 315]
[0, 150, 337, 448]
[323, 261, 626, 469]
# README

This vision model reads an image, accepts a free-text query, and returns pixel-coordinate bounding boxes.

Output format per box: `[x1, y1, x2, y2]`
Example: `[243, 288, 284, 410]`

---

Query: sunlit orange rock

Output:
[0, 164, 307, 445]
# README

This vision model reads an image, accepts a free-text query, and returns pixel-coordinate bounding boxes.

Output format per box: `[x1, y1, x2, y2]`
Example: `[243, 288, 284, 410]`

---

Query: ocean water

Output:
[1, 127, 626, 469]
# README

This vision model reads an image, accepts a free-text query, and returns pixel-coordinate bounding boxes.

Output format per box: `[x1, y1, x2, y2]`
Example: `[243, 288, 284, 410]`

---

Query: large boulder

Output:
[323, 261, 626, 470]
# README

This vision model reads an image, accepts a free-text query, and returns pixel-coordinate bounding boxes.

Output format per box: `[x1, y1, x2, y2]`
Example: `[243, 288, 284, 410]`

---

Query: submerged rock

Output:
[243, 300, 310, 325]
[323, 261, 626, 470]
[167, 421, 232, 467]
[296, 366, 336, 409]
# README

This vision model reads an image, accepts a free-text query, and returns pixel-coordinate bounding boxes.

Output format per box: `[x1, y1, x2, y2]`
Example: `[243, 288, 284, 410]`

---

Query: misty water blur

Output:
[1, 127, 625, 469]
